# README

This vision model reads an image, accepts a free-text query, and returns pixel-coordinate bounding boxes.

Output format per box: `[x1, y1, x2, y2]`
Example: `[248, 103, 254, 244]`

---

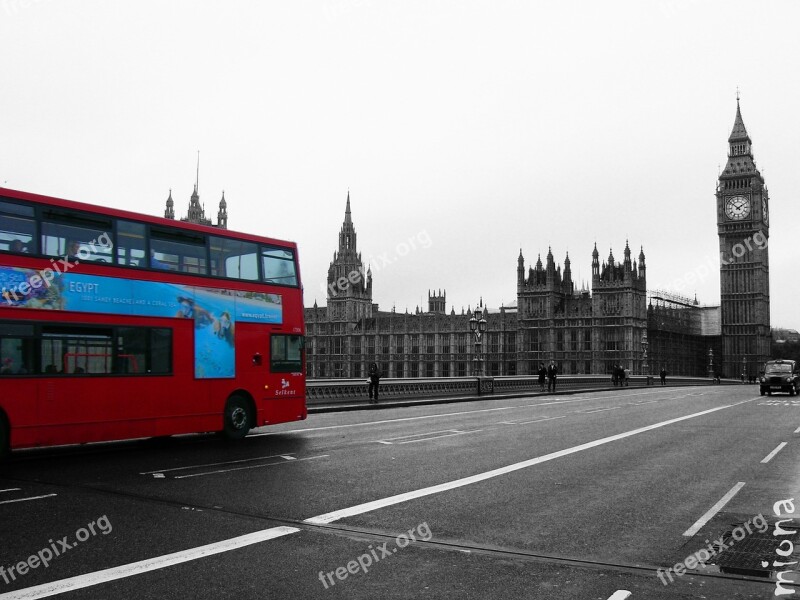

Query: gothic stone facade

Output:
[304, 101, 769, 379]
[306, 200, 676, 379]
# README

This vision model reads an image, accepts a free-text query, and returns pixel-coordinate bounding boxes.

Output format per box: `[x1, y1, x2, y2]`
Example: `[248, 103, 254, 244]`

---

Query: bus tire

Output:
[0, 413, 9, 461]
[222, 395, 252, 440]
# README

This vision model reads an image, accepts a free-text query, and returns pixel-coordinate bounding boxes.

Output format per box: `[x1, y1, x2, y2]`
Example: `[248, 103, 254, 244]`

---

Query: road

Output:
[0, 385, 798, 599]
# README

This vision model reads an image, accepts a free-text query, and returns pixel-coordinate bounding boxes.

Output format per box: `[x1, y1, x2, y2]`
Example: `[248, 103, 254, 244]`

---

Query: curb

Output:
[307, 383, 713, 414]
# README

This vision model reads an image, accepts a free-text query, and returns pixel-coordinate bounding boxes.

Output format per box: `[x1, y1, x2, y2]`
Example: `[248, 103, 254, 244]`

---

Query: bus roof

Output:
[0, 186, 297, 250]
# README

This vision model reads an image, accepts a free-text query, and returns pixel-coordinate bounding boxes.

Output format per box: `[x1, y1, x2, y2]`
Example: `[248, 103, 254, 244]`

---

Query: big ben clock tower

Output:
[717, 98, 771, 378]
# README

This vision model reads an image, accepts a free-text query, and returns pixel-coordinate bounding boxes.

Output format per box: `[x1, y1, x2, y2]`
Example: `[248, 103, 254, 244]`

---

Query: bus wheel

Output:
[0, 414, 9, 461]
[223, 395, 252, 440]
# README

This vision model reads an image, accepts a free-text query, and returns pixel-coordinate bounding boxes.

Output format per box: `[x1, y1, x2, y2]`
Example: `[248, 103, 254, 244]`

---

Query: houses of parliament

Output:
[172, 101, 772, 379]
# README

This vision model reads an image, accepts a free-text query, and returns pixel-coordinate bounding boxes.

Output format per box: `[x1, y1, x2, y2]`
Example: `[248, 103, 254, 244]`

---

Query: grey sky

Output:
[2, 0, 798, 328]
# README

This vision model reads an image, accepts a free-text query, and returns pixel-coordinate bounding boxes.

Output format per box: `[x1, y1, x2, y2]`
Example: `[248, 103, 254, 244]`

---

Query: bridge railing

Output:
[305, 374, 739, 405]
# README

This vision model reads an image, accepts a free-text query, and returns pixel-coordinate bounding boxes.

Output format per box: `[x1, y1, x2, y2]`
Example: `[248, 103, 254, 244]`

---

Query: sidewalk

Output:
[308, 384, 651, 414]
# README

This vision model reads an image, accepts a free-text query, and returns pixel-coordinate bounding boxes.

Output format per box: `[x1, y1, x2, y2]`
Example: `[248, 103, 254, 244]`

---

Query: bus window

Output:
[0, 199, 36, 254]
[271, 334, 303, 372]
[209, 236, 258, 280]
[116, 220, 147, 267]
[150, 228, 207, 274]
[0, 323, 35, 375]
[41, 326, 114, 375]
[116, 327, 172, 374]
[41, 210, 113, 263]
[262, 246, 298, 286]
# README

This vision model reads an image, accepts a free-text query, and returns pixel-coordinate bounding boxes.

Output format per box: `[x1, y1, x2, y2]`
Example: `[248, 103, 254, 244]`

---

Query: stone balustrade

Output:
[306, 374, 738, 405]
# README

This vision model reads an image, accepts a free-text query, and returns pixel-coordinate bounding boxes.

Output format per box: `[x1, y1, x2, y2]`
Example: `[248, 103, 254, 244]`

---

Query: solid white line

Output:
[172, 455, 328, 479]
[0, 488, 21, 493]
[515, 416, 567, 425]
[249, 389, 679, 437]
[306, 400, 754, 525]
[682, 482, 746, 537]
[583, 406, 620, 414]
[0, 526, 300, 600]
[761, 442, 788, 464]
[0, 494, 57, 505]
[380, 429, 461, 442]
[396, 430, 479, 444]
[140, 453, 295, 475]
[607, 591, 632, 600]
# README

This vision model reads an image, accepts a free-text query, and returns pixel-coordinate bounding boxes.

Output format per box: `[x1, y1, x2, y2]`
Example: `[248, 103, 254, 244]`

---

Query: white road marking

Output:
[379, 429, 461, 442]
[582, 406, 620, 414]
[794, 426, 800, 434]
[502, 416, 567, 425]
[173, 454, 328, 479]
[0, 494, 57, 505]
[140, 453, 296, 475]
[250, 388, 684, 437]
[306, 400, 755, 525]
[607, 591, 632, 600]
[0, 488, 21, 493]
[761, 442, 787, 464]
[0, 526, 300, 600]
[682, 482, 746, 537]
[396, 430, 479, 444]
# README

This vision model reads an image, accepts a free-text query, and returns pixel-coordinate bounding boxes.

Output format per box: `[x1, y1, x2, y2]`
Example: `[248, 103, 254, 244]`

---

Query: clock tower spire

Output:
[716, 97, 770, 378]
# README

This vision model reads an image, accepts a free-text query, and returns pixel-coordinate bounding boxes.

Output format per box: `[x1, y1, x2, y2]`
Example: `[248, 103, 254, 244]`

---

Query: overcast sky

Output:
[2, 0, 798, 329]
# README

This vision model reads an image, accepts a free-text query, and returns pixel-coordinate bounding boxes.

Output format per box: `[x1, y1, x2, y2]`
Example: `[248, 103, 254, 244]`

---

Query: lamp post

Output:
[469, 301, 487, 376]
[708, 348, 714, 379]
[641, 332, 649, 378]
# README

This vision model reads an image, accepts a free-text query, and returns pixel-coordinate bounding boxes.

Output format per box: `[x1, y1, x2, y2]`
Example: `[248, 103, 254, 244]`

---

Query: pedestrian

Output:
[368, 361, 381, 404]
[547, 361, 558, 392]
[660, 367, 666, 386]
[537, 363, 547, 392]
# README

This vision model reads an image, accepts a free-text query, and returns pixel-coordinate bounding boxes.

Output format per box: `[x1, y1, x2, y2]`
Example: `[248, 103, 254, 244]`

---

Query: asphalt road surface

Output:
[1, 385, 798, 599]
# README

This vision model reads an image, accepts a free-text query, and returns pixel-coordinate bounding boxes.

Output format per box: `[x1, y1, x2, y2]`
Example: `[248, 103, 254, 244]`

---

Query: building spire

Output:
[345, 190, 352, 225]
[728, 96, 750, 143]
[195, 150, 200, 193]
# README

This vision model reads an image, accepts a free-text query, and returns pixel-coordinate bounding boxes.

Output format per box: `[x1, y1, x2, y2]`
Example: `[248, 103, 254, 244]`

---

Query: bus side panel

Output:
[2, 379, 39, 450]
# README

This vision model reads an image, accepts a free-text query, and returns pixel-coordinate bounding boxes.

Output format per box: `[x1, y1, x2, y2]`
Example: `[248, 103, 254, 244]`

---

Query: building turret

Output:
[217, 191, 228, 229]
[164, 190, 175, 219]
[638, 246, 646, 279]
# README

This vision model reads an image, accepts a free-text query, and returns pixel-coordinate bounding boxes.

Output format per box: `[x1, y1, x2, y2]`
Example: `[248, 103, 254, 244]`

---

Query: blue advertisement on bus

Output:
[0, 267, 282, 378]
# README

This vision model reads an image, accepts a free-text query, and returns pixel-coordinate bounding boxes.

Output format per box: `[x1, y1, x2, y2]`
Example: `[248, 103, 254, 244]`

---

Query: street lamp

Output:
[469, 301, 487, 376]
[641, 332, 649, 377]
[708, 348, 714, 379]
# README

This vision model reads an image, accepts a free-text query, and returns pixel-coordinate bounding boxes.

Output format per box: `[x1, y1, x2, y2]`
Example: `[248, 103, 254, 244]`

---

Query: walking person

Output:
[660, 367, 667, 386]
[547, 361, 558, 393]
[368, 361, 381, 404]
[537, 363, 547, 392]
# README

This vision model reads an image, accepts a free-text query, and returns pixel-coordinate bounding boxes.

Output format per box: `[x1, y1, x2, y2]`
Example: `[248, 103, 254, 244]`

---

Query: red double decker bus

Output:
[0, 187, 306, 457]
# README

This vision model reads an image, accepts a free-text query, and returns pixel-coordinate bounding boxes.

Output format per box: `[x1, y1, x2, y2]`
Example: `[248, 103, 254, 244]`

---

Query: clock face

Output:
[762, 198, 769, 224]
[725, 195, 750, 220]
